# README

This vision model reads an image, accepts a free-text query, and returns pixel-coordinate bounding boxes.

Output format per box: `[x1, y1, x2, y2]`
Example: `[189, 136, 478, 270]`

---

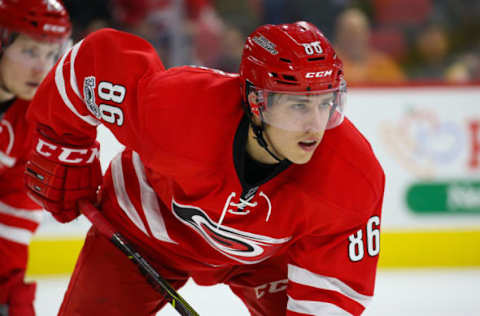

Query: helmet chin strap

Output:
[251, 120, 283, 163]
[243, 82, 284, 163]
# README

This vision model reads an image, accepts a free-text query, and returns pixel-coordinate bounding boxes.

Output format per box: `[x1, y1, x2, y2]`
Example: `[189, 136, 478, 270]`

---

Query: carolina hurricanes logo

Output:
[171, 199, 291, 264]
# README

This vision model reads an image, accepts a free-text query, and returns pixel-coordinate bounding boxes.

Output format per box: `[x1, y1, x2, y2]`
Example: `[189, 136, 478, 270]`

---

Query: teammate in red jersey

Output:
[25, 21, 384, 316]
[0, 1, 71, 315]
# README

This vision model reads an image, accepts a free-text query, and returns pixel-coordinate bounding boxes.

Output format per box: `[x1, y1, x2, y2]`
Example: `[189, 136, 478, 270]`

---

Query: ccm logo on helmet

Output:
[305, 70, 333, 78]
[35, 138, 99, 165]
[43, 24, 67, 33]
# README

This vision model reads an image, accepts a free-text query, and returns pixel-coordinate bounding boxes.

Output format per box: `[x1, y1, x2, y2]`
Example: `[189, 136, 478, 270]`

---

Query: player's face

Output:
[263, 92, 333, 164]
[0, 34, 61, 100]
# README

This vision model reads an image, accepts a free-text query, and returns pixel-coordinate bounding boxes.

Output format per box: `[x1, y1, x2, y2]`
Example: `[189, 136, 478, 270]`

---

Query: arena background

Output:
[23, 0, 480, 315]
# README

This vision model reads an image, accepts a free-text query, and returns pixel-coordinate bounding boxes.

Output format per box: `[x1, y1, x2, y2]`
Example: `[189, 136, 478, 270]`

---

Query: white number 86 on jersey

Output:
[348, 216, 380, 262]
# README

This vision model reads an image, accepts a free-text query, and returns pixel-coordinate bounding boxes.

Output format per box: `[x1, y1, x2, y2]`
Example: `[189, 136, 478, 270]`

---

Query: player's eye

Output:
[46, 50, 60, 62]
[319, 100, 334, 109]
[21, 48, 38, 58]
[290, 103, 307, 111]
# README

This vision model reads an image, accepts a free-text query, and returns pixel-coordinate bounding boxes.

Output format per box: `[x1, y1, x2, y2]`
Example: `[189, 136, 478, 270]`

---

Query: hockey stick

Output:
[78, 200, 200, 316]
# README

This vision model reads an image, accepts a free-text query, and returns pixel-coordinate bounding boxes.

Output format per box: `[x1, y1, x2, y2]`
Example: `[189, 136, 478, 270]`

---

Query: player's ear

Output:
[247, 91, 262, 125]
[247, 91, 257, 106]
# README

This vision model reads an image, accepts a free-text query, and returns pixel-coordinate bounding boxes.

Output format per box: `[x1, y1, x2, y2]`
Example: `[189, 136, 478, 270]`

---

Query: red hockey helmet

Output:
[240, 21, 346, 130]
[0, 0, 71, 52]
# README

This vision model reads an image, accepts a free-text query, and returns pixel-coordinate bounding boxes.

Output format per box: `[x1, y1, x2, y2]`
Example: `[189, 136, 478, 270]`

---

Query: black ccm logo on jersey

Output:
[171, 199, 291, 264]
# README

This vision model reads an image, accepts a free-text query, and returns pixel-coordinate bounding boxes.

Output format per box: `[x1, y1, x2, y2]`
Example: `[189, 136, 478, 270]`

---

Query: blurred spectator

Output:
[111, 0, 224, 67]
[214, 23, 245, 73]
[431, 1, 480, 82]
[407, 23, 451, 81]
[62, 0, 479, 84]
[187, 0, 225, 67]
[63, 0, 113, 42]
[261, 0, 288, 25]
[431, 0, 480, 51]
[372, 0, 432, 28]
[334, 8, 406, 84]
[445, 45, 480, 82]
[213, 0, 260, 35]
[112, 0, 191, 67]
[259, 0, 353, 39]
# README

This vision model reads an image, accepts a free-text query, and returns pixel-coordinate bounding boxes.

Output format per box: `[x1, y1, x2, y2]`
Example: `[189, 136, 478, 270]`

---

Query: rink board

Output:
[26, 229, 480, 275]
[27, 85, 480, 275]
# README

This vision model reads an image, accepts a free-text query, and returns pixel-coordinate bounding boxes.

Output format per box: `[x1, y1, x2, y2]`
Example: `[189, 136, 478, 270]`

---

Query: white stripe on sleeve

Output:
[0, 151, 16, 167]
[0, 222, 34, 245]
[111, 152, 148, 235]
[288, 264, 372, 308]
[0, 201, 44, 223]
[69, 40, 84, 99]
[131, 151, 176, 244]
[287, 295, 352, 316]
[1, 120, 15, 154]
[54, 45, 99, 126]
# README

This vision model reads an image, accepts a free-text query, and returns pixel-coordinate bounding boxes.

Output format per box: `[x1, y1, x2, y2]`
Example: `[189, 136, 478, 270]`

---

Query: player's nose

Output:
[30, 56, 53, 75]
[303, 107, 329, 133]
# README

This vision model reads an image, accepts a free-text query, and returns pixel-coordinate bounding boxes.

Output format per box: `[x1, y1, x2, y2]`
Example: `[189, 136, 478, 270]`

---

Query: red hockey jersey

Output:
[29, 29, 385, 316]
[0, 98, 43, 274]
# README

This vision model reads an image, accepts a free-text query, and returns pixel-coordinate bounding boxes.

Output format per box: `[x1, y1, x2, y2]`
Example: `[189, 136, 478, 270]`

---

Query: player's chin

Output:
[288, 143, 319, 164]
[17, 88, 35, 101]
[288, 151, 315, 164]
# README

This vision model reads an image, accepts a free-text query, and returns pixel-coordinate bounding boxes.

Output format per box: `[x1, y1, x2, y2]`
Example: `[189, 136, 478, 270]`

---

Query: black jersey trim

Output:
[233, 115, 291, 197]
[0, 98, 16, 117]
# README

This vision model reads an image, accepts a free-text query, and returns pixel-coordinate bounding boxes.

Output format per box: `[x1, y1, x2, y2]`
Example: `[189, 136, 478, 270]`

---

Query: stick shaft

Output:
[78, 200, 199, 316]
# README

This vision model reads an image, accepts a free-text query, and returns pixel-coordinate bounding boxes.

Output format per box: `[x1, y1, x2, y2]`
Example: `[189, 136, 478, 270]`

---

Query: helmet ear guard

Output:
[243, 80, 262, 119]
[242, 80, 282, 161]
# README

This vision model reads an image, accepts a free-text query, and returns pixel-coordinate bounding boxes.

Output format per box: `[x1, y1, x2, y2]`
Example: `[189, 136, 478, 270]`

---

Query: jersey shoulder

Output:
[139, 65, 242, 131]
[82, 28, 160, 59]
[290, 118, 385, 223]
[138, 66, 244, 170]
[74, 28, 165, 89]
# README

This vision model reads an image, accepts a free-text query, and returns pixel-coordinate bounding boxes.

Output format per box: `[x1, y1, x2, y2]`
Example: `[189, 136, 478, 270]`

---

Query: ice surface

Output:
[34, 269, 480, 315]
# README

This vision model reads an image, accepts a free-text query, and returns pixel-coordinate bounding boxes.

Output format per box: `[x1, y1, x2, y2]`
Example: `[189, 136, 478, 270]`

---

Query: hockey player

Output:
[25, 21, 384, 316]
[0, 1, 71, 315]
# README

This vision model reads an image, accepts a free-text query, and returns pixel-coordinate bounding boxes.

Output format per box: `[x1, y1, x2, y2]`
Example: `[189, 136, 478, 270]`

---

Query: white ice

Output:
[34, 269, 480, 316]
